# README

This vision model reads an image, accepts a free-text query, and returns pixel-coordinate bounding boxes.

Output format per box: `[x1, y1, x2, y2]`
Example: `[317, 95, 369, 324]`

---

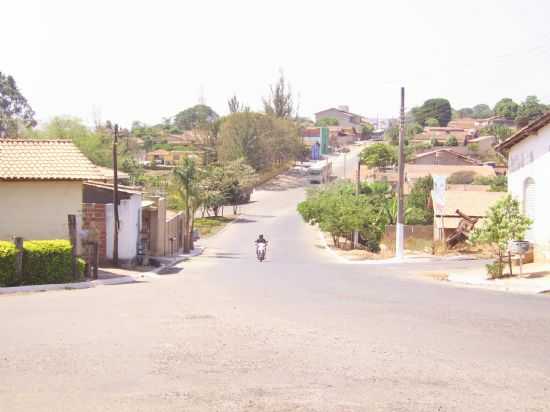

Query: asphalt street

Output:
[1, 145, 549, 411]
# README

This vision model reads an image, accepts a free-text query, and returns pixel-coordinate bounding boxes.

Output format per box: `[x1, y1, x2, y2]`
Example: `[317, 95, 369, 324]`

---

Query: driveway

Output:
[1, 145, 549, 411]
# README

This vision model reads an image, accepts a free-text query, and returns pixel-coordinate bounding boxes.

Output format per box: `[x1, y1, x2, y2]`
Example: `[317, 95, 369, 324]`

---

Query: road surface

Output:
[1, 145, 549, 411]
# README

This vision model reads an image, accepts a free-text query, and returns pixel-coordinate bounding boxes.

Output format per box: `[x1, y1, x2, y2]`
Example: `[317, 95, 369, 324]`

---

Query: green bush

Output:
[0, 241, 18, 286]
[0, 240, 84, 287]
[446, 135, 458, 146]
[486, 260, 504, 279]
[447, 170, 477, 184]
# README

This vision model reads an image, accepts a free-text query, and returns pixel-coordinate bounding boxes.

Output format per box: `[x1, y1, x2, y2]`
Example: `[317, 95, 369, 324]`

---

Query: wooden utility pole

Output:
[112, 124, 120, 265]
[395, 87, 406, 259]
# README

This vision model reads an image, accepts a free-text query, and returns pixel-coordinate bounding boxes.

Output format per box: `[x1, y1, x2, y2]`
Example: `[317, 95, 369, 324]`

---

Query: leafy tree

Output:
[493, 98, 518, 120]
[359, 143, 397, 169]
[217, 111, 301, 171]
[457, 107, 474, 118]
[405, 176, 433, 224]
[172, 157, 203, 252]
[361, 123, 374, 138]
[425, 117, 440, 127]
[472, 104, 493, 119]
[479, 124, 513, 143]
[446, 135, 458, 146]
[298, 182, 387, 250]
[516, 95, 546, 127]
[263, 72, 294, 119]
[315, 117, 339, 127]
[469, 195, 532, 278]
[0, 72, 36, 137]
[411, 98, 452, 127]
[174, 104, 219, 131]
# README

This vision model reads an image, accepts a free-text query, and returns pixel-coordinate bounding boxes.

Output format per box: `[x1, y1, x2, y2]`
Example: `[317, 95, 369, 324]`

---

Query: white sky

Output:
[3, 0, 550, 127]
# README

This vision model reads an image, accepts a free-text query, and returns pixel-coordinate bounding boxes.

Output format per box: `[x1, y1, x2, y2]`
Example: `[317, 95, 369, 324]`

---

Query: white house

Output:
[496, 112, 550, 262]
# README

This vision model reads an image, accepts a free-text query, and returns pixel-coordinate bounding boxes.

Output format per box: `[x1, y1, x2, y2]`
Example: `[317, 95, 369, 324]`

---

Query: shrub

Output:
[430, 136, 442, 147]
[446, 135, 458, 146]
[447, 170, 477, 184]
[0, 240, 84, 287]
[486, 260, 504, 279]
[0, 241, 18, 286]
[22, 240, 83, 285]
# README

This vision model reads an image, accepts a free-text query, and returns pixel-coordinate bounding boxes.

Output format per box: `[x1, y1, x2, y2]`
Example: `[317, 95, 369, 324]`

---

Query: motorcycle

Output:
[256, 242, 267, 262]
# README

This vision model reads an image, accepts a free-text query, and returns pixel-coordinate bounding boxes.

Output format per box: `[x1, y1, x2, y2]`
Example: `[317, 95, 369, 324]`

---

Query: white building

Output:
[496, 112, 550, 262]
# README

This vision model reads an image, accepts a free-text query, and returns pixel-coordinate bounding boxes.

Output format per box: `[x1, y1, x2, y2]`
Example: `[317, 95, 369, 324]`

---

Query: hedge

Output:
[0, 240, 85, 287]
[0, 241, 18, 286]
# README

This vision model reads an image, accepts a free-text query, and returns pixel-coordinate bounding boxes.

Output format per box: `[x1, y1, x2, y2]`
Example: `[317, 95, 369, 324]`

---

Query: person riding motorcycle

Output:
[255, 234, 268, 245]
[254, 234, 268, 261]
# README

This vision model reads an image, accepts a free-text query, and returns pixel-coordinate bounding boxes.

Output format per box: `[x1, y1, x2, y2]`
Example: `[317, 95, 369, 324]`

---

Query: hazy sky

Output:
[3, 0, 550, 127]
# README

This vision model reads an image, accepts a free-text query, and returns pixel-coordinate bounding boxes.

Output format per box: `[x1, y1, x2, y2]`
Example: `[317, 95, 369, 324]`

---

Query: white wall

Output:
[507, 124, 550, 259]
[105, 193, 141, 261]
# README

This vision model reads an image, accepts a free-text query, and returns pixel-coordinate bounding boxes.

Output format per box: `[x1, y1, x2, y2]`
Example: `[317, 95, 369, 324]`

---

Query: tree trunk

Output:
[183, 207, 191, 253]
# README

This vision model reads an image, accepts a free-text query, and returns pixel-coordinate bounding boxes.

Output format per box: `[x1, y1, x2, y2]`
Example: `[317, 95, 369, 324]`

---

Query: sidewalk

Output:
[0, 246, 205, 295]
[446, 262, 550, 294]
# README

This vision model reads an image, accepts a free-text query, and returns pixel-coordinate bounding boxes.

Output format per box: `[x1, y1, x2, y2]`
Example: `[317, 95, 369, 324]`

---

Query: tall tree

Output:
[0, 72, 36, 137]
[516, 95, 547, 127]
[172, 157, 203, 252]
[174, 104, 219, 131]
[493, 98, 518, 120]
[411, 98, 452, 127]
[263, 72, 294, 119]
[472, 104, 493, 119]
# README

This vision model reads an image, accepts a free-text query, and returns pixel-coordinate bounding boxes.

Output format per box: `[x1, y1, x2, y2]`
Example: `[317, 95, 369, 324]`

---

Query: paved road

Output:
[1, 145, 549, 411]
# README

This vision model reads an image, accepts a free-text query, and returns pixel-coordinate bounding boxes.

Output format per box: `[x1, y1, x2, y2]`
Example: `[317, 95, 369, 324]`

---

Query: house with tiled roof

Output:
[0, 139, 104, 241]
[410, 148, 482, 166]
[496, 112, 550, 262]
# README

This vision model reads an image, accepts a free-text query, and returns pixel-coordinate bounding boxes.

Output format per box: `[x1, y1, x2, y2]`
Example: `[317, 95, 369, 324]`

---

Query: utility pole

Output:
[395, 87, 406, 259]
[112, 124, 120, 265]
[353, 160, 361, 247]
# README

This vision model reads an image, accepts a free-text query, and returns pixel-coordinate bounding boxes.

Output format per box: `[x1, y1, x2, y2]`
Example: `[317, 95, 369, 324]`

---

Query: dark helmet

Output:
[258, 234, 264, 239]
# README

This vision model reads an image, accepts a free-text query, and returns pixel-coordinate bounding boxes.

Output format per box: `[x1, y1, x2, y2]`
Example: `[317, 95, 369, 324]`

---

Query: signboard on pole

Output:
[432, 175, 447, 213]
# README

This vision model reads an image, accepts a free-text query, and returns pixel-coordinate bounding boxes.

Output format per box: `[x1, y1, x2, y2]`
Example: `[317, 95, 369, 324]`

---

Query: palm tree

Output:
[173, 157, 202, 252]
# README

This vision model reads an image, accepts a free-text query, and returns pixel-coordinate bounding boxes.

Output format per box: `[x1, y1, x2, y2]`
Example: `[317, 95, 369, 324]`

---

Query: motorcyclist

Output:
[255, 234, 268, 245]
[255, 234, 268, 261]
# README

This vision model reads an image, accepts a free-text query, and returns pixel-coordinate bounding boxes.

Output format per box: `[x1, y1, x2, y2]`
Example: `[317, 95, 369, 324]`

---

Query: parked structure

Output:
[0, 139, 103, 240]
[496, 112, 550, 261]
[302, 127, 329, 157]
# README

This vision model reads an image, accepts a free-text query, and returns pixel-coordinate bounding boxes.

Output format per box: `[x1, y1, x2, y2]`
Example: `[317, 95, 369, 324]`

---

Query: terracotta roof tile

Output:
[0, 139, 104, 180]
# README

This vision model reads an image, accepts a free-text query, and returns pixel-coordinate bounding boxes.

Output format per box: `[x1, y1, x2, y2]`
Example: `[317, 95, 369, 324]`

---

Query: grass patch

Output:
[194, 216, 235, 238]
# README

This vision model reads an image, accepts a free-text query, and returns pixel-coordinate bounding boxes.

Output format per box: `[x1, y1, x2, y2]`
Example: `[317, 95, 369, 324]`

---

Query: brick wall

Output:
[82, 203, 107, 260]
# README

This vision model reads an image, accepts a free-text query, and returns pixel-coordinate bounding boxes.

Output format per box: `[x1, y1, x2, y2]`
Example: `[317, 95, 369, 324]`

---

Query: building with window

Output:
[496, 112, 550, 262]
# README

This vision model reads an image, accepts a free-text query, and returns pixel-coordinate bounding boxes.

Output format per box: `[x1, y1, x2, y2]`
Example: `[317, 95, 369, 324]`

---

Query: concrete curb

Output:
[0, 275, 137, 295]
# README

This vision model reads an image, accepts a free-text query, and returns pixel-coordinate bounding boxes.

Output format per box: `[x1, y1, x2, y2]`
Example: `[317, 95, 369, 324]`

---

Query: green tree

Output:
[172, 157, 203, 252]
[493, 98, 518, 120]
[359, 143, 397, 169]
[479, 124, 513, 143]
[457, 107, 474, 118]
[0, 72, 36, 137]
[174, 104, 219, 131]
[315, 117, 339, 126]
[469, 195, 532, 278]
[361, 123, 374, 139]
[411, 98, 452, 127]
[516, 96, 546, 127]
[425, 117, 440, 127]
[472, 104, 493, 119]
[447, 170, 476, 184]
[405, 176, 434, 224]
